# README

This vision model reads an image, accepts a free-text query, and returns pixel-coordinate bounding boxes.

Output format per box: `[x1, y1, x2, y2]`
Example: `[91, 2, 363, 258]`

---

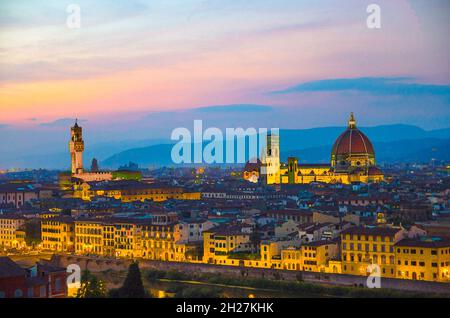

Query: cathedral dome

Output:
[243, 158, 262, 173]
[243, 158, 262, 183]
[331, 113, 375, 168]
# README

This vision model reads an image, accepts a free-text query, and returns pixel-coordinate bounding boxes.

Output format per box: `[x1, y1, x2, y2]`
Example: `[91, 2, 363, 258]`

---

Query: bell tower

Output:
[262, 130, 280, 185]
[69, 119, 84, 174]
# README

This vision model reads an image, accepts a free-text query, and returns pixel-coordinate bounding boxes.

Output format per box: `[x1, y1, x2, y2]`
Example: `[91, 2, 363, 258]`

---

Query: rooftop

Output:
[0, 257, 27, 278]
[395, 237, 450, 248]
[342, 226, 403, 237]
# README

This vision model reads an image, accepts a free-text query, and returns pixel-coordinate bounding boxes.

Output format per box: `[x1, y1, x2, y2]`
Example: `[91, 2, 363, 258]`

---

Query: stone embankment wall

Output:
[50, 255, 450, 295]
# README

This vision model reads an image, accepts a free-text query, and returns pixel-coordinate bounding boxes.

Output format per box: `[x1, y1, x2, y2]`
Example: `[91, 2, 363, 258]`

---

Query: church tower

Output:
[262, 130, 280, 185]
[69, 119, 84, 174]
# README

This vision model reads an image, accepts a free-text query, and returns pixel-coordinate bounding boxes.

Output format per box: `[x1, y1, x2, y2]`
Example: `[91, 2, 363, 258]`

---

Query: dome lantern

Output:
[348, 112, 356, 129]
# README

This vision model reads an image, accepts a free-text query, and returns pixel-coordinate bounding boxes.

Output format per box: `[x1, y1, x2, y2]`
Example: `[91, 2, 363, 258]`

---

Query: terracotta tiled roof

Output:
[342, 226, 403, 237]
[0, 257, 27, 278]
[395, 237, 450, 248]
[332, 128, 374, 156]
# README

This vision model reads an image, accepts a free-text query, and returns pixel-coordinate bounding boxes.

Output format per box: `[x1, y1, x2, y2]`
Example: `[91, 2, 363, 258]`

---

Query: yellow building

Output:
[75, 220, 108, 256]
[395, 238, 450, 282]
[341, 226, 404, 278]
[41, 217, 75, 252]
[140, 222, 182, 261]
[203, 226, 253, 265]
[281, 241, 339, 273]
[114, 221, 143, 258]
[0, 215, 26, 249]
[260, 240, 286, 269]
[102, 223, 116, 257]
[71, 217, 203, 262]
[74, 180, 201, 202]
[281, 246, 302, 271]
[243, 113, 384, 185]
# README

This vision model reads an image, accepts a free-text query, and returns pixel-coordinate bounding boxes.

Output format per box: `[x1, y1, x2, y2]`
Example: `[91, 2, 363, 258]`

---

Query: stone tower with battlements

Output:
[69, 119, 84, 174]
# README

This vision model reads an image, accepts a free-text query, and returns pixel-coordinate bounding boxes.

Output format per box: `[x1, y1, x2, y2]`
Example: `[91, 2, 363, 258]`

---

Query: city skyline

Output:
[1, 0, 450, 168]
[0, 1, 449, 302]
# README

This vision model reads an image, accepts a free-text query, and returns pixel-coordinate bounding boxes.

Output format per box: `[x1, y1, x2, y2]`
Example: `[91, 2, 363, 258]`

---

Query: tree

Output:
[24, 219, 41, 248]
[76, 269, 107, 298]
[250, 223, 261, 252]
[110, 261, 147, 298]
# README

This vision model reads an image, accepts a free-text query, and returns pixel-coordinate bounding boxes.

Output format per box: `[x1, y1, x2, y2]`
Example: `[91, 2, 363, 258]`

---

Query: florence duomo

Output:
[1, 0, 449, 304]
[244, 113, 384, 185]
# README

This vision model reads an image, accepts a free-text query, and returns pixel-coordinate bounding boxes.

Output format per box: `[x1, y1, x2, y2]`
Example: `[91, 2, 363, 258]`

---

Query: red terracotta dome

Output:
[332, 113, 374, 156]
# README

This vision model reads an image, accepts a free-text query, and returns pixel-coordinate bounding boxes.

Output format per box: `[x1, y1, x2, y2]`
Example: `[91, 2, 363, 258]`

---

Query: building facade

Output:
[0, 215, 26, 249]
[41, 217, 75, 252]
[395, 238, 450, 282]
[244, 113, 384, 185]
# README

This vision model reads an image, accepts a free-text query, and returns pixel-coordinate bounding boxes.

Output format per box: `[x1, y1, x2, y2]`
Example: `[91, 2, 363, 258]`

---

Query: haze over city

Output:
[1, 0, 450, 305]
[1, 0, 449, 167]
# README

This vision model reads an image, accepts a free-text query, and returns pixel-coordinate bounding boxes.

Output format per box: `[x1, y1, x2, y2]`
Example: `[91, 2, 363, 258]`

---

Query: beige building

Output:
[281, 240, 339, 273]
[203, 225, 253, 265]
[0, 184, 51, 209]
[0, 215, 26, 249]
[41, 217, 75, 252]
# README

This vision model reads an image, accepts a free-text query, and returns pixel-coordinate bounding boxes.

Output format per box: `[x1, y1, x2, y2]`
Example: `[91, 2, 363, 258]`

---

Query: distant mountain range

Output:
[3, 124, 449, 169]
[100, 125, 450, 168]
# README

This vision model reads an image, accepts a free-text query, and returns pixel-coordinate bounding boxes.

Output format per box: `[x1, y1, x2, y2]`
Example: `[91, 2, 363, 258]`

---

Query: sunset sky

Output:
[0, 0, 449, 166]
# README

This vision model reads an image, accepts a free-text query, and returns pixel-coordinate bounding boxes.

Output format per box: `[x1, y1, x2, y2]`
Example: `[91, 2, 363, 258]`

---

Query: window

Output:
[14, 289, 23, 298]
[55, 278, 62, 292]
[40, 286, 46, 297]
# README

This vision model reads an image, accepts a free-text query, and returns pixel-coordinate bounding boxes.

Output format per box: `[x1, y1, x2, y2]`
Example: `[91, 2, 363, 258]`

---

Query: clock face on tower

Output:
[75, 143, 84, 152]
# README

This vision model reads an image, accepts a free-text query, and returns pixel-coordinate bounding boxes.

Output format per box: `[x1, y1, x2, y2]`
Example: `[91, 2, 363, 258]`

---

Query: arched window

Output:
[14, 289, 23, 298]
